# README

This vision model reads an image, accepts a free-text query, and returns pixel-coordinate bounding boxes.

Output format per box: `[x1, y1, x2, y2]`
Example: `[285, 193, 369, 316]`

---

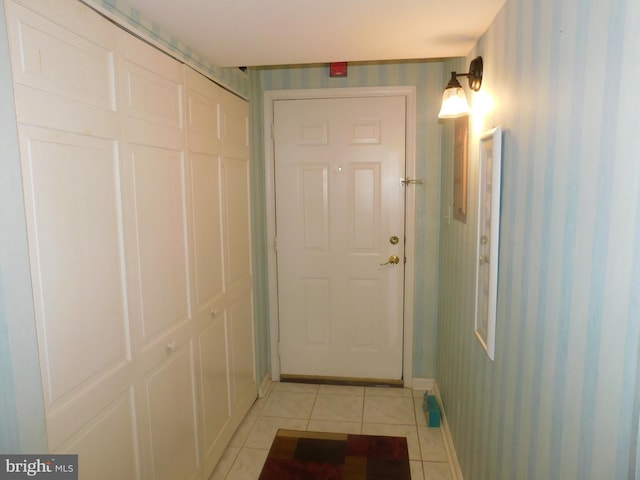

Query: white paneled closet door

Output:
[4, 1, 140, 478]
[184, 68, 231, 475]
[116, 31, 200, 480]
[186, 68, 256, 474]
[220, 94, 255, 410]
[5, 1, 256, 479]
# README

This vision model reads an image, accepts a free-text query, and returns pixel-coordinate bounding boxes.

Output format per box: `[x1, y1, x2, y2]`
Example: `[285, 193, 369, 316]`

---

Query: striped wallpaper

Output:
[248, 61, 445, 382]
[436, 0, 640, 478]
[81, 0, 250, 97]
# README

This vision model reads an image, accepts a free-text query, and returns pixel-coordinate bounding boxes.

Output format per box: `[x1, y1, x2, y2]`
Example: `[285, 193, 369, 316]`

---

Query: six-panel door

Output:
[274, 96, 407, 381]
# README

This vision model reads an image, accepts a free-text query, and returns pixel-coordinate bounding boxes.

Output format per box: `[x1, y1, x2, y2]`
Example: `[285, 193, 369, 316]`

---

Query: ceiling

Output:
[125, 0, 506, 67]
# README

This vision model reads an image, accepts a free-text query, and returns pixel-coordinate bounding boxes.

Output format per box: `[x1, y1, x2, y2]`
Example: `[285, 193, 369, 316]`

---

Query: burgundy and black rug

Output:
[258, 429, 411, 480]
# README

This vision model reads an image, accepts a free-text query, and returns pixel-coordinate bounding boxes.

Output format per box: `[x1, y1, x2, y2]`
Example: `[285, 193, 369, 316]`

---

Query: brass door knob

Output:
[380, 255, 400, 266]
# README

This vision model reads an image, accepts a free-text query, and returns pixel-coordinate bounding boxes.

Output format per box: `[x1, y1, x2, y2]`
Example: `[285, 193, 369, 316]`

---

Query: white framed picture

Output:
[474, 126, 502, 361]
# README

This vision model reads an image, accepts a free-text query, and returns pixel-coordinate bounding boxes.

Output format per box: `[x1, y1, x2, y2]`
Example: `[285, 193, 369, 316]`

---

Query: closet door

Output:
[220, 93, 255, 410]
[117, 31, 199, 480]
[184, 68, 230, 475]
[186, 68, 257, 477]
[6, 2, 256, 480]
[4, 1, 140, 478]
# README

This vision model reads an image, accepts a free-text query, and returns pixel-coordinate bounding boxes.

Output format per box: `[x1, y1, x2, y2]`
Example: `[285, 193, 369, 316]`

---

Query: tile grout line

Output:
[217, 382, 455, 480]
[305, 388, 319, 431]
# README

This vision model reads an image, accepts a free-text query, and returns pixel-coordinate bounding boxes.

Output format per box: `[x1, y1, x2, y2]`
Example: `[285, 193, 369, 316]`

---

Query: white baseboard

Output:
[432, 381, 464, 480]
[410, 377, 435, 393]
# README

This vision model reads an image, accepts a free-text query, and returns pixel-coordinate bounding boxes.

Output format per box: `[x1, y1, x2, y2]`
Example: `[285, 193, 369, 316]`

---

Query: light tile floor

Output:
[209, 382, 455, 480]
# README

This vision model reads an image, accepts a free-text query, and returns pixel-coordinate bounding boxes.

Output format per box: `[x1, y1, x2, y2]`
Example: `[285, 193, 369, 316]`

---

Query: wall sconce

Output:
[438, 56, 483, 119]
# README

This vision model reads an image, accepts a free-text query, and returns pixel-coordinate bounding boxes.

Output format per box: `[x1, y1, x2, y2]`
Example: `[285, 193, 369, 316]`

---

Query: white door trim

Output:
[264, 86, 416, 386]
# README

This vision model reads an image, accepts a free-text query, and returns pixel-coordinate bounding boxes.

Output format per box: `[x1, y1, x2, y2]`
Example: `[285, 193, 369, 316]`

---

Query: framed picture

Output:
[474, 126, 502, 361]
[453, 117, 468, 223]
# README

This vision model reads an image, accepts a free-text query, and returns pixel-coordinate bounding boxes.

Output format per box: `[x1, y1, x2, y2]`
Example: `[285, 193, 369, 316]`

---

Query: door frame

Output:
[264, 86, 417, 386]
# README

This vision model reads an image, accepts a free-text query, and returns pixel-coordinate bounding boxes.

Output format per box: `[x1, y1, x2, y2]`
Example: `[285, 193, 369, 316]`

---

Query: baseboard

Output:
[258, 372, 273, 398]
[432, 382, 464, 480]
[410, 377, 435, 392]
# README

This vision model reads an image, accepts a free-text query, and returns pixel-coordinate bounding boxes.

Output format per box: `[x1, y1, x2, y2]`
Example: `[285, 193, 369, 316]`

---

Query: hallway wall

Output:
[436, 0, 640, 478]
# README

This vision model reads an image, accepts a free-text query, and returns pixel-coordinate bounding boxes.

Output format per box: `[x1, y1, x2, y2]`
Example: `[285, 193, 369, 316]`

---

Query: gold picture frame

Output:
[453, 117, 468, 223]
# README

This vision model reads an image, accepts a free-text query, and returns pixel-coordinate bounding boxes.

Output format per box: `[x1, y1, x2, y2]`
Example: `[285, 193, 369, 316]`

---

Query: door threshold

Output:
[280, 374, 404, 388]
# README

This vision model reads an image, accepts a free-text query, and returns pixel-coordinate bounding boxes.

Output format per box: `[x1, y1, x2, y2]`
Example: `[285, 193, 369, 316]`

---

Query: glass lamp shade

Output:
[438, 87, 471, 118]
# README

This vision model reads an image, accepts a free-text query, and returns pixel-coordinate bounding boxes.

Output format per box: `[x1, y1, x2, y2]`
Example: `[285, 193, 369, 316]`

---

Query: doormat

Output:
[258, 429, 411, 480]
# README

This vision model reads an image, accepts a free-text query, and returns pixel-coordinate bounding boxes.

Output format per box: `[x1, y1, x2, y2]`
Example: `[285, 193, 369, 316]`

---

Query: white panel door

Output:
[7, 4, 257, 479]
[184, 68, 231, 476]
[117, 30, 200, 480]
[5, 1, 140, 477]
[141, 346, 199, 480]
[186, 69, 255, 477]
[274, 96, 406, 380]
[220, 94, 256, 406]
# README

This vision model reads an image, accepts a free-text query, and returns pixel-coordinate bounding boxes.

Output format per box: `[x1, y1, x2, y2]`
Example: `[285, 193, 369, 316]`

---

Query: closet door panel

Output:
[119, 29, 184, 151]
[13, 85, 119, 139]
[228, 292, 255, 407]
[220, 95, 251, 296]
[119, 30, 183, 131]
[197, 314, 230, 457]
[186, 69, 220, 155]
[17, 127, 133, 450]
[220, 98, 249, 161]
[128, 145, 190, 343]
[60, 389, 140, 480]
[141, 343, 199, 480]
[21, 129, 128, 402]
[189, 152, 224, 308]
[6, 0, 116, 111]
[186, 67, 223, 314]
[123, 63, 182, 129]
[221, 157, 252, 292]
